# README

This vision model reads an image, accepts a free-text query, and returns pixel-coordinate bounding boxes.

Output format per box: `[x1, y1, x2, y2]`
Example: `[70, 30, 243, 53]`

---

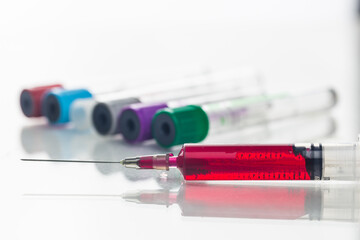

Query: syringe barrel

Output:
[126, 141, 360, 181]
[322, 143, 360, 180]
[175, 143, 359, 181]
[176, 144, 320, 180]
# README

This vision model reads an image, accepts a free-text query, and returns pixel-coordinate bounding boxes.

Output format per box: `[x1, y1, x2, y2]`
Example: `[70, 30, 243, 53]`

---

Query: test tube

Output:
[152, 88, 337, 147]
[90, 68, 261, 136]
[42, 88, 94, 124]
[20, 84, 63, 117]
[40, 70, 215, 125]
[119, 78, 264, 142]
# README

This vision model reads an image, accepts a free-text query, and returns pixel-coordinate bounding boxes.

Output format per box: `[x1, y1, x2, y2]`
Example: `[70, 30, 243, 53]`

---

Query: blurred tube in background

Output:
[89, 68, 261, 136]
[21, 70, 200, 122]
[152, 88, 337, 148]
[118, 71, 264, 143]
[71, 68, 260, 132]
[20, 84, 63, 118]
[42, 88, 94, 124]
[205, 112, 336, 144]
[38, 69, 216, 125]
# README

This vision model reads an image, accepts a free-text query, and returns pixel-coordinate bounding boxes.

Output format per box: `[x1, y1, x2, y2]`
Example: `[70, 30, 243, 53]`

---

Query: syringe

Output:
[22, 138, 360, 181]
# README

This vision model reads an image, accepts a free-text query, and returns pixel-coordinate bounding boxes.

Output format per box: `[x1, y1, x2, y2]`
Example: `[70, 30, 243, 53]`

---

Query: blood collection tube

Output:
[123, 183, 360, 221]
[42, 78, 188, 125]
[91, 68, 260, 136]
[119, 74, 263, 143]
[69, 71, 218, 131]
[152, 88, 337, 147]
[22, 83, 127, 124]
[40, 70, 214, 125]
[20, 84, 63, 117]
[42, 88, 94, 124]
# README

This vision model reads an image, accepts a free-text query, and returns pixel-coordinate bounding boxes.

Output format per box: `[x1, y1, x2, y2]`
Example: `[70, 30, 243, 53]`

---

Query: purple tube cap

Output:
[119, 102, 169, 142]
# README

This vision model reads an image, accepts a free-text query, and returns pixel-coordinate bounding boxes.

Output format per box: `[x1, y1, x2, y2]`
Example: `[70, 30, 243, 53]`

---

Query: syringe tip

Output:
[121, 193, 142, 203]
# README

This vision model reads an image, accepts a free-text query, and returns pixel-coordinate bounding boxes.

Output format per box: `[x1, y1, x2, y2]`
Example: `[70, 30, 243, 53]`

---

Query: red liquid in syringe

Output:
[134, 144, 322, 181]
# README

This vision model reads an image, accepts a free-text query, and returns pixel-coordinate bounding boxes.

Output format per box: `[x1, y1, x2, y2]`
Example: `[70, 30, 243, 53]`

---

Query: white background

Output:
[0, 0, 359, 239]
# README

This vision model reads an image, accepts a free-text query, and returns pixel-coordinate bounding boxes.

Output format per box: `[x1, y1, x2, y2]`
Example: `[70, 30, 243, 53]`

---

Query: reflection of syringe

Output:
[123, 183, 360, 221]
[22, 137, 360, 181]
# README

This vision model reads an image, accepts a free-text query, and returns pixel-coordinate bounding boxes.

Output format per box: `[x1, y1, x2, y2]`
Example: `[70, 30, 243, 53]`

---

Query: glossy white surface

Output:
[1, 0, 360, 239]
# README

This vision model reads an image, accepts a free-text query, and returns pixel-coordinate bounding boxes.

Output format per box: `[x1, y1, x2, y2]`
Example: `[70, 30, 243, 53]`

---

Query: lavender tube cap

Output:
[119, 102, 169, 142]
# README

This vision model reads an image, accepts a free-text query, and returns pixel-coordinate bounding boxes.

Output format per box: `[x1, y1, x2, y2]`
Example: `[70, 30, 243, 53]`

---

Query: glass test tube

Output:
[40, 84, 140, 125]
[90, 68, 261, 136]
[40, 69, 213, 124]
[20, 84, 63, 117]
[152, 88, 337, 147]
[119, 73, 264, 142]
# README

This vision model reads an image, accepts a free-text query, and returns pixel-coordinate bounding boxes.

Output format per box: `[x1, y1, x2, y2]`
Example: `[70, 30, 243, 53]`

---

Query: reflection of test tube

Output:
[20, 84, 63, 117]
[152, 88, 337, 147]
[90, 69, 261, 136]
[20, 125, 100, 159]
[123, 183, 360, 221]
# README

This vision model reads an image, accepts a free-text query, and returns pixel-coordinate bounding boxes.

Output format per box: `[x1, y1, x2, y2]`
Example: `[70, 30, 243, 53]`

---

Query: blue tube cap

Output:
[42, 88, 93, 124]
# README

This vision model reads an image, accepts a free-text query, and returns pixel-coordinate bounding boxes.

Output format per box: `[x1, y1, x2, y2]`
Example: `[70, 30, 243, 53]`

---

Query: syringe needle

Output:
[21, 158, 124, 164]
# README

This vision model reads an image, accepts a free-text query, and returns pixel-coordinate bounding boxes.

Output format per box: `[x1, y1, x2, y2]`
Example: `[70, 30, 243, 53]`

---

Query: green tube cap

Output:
[152, 105, 209, 148]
